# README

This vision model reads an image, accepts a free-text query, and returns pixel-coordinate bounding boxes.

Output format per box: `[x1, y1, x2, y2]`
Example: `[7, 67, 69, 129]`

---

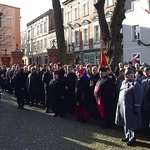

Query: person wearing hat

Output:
[48, 71, 66, 117]
[115, 69, 142, 146]
[141, 67, 150, 136]
[75, 68, 90, 123]
[94, 66, 118, 129]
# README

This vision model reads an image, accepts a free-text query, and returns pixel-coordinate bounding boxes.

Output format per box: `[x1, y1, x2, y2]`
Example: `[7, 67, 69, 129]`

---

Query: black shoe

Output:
[53, 114, 59, 117]
[76, 118, 82, 122]
[29, 104, 34, 106]
[80, 119, 88, 123]
[45, 110, 50, 113]
[20, 106, 24, 109]
[16, 107, 21, 109]
[127, 140, 136, 146]
[121, 138, 129, 142]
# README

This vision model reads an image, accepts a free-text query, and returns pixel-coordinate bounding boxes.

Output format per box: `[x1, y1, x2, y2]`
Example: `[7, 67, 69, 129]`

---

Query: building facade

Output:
[0, 3, 21, 65]
[123, 0, 150, 65]
[26, 9, 57, 65]
[62, 0, 115, 65]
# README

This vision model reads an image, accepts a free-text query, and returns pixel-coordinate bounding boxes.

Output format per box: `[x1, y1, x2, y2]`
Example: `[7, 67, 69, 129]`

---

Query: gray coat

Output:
[115, 79, 142, 130]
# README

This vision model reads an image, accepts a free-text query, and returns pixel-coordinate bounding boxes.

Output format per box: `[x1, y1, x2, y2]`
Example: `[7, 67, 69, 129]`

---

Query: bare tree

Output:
[95, 0, 126, 70]
[52, 0, 68, 64]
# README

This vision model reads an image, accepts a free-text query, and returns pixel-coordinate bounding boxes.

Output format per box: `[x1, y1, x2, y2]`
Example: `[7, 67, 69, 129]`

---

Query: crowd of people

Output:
[0, 61, 149, 146]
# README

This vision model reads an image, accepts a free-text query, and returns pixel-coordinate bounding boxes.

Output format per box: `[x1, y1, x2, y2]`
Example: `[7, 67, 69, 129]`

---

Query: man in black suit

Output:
[14, 65, 25, 109]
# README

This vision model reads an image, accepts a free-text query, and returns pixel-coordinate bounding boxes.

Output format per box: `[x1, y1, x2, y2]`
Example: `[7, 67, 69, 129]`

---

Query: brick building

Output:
[0, 3, 21, 66]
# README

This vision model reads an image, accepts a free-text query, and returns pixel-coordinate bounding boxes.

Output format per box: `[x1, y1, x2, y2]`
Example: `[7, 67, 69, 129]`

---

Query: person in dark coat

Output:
[94, 66, 118, 129]
[115, 69, 142, 146]
[57, 62, 65, 80]
[14, 65, 25, 109]
[65, 65, 77, 114]
[48, 71, 66, 117]
[89, 66, 100, 119]
[39, 64, 48, 107]
[43, 64, 53, 113]
[26, 67, 39, 106]
[1, 66, 7, 91]
[141, 67, 150, 136]
[9, 64, 16, 95]
[75, 68, 91, 123]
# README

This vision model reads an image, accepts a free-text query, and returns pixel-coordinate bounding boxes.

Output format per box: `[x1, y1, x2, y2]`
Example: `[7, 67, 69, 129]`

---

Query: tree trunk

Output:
[95, 0, 126, 70]
[52, 0, 68, 65]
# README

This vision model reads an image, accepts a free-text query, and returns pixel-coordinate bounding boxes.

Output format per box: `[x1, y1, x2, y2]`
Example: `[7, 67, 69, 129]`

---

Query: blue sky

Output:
[0, 0, 64, 31]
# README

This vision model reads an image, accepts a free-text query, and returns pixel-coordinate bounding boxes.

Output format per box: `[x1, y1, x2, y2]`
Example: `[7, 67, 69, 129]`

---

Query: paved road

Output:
[0, 92, 150, 150]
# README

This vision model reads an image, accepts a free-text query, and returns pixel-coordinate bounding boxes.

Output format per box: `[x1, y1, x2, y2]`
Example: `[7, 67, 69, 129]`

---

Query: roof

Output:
[62, 0, 73, 5]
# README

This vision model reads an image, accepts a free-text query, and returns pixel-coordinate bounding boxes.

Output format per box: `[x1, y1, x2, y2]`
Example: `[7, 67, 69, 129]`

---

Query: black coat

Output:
[14, 71, 25, 93]
[42, 71, 53, 89]
[49, 79, 66, 115]
[26, 72, 39, 94]
[95, 75, 118, 125]
[76, 76, 90, 109]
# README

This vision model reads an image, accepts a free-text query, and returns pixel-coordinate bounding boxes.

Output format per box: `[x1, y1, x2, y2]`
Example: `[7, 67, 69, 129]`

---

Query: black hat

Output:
[100, 66, 107, 72]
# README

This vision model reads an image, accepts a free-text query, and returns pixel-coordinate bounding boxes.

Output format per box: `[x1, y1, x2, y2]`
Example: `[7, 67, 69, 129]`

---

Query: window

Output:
[37, 25, 39, 35]
[149, 0, 150, 12]
[94, 25, 100, 42]
[37, 41, 39, 50]
[0, 35, 3, 44]
[5, 34, 12, 45]
[41, 39, 43, 49]
[67, 11, 71, 23]
[5, 17, 12, 27]
[105, 0, 113, 7]
[93, 0, 98, 12]
[32, 28, 34, 37]
[75, 30, 79, 46]
[40, 24, 43, 34]
[132, 25, 140, 40]
[95, 55, 100, 65]
[0, 15, 2, 27]
[28, 30, 31, 40]
[44, 38, 47, 48]
[131, 53, 141, 64]
[83, 3, 88, 16]
[74, 8, 79, 20]
[44, 22, 47, 33]
[83, 28, 88, 44]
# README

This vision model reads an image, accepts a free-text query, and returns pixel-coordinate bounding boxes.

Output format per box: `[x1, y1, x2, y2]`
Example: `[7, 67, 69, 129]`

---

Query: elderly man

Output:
[115, 69, 142, 146]
[141, 67, 150, 136]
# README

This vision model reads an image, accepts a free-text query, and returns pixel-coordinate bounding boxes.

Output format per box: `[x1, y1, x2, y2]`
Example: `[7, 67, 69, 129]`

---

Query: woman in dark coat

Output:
[48, 71, 66, 117]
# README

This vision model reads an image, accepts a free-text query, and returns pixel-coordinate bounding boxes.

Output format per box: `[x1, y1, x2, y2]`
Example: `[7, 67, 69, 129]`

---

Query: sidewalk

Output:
[0, 92, 150, 150]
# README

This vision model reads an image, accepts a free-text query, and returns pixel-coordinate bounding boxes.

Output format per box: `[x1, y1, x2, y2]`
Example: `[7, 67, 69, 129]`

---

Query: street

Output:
[0, 92, 150, 150]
